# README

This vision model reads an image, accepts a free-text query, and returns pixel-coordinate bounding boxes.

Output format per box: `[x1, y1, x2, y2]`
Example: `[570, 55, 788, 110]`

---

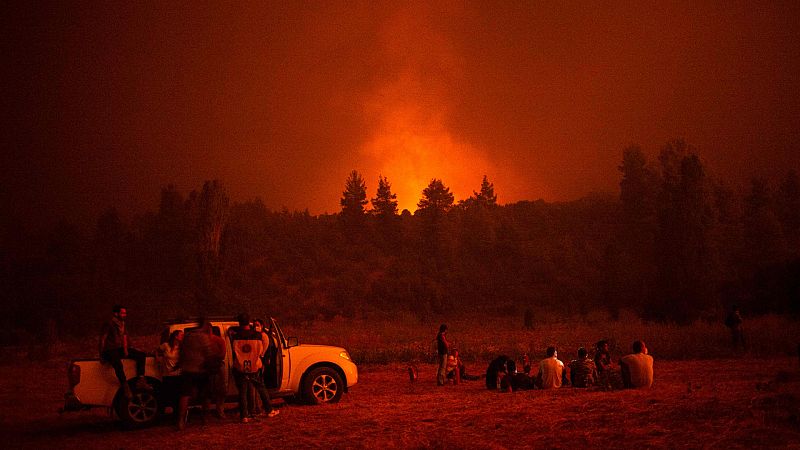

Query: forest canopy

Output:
[1, 140, 798, 340]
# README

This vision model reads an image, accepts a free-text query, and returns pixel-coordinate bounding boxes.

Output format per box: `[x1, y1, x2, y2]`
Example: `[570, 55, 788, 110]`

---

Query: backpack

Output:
[233, 338, 263, 373]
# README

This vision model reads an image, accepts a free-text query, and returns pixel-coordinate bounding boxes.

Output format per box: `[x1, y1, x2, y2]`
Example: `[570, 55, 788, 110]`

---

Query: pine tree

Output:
[417, 178, 454, 216]
[474, 175, 497, 207]
[619, 146, 659, 226]
[195, 180, 230, 313]
[340, 170, 368, 218]
[371, 175, 398, 218]
[653, 144, 717, 322]
[778, 170, 800, 245]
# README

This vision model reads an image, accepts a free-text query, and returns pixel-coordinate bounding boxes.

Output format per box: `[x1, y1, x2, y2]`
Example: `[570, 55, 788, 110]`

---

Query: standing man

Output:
[620, 340, 654, 389]
[231, 313, 278, 423]
[436, 324, 450, 386]
[98, 304, 151, 399]
[725, 305, 746, 350]
[207, 326, 228, 419]
[524, 308, 534, 330]
[176, 319, 213, 431]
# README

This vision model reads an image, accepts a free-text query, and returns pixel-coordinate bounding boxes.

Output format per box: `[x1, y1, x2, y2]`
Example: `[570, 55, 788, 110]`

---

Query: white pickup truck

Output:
[61, 317, 358, 427]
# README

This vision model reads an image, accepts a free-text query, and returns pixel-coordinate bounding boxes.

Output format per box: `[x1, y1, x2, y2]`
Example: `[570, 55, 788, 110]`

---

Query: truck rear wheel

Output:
[302, 367, 343, 405]
[115, 384, 160, 428]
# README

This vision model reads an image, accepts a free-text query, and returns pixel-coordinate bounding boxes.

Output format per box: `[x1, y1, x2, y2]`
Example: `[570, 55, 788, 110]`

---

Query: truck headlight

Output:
[339, 351, 351, 361]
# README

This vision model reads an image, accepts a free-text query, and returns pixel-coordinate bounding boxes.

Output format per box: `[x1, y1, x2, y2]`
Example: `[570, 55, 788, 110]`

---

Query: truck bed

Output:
[71, 357, 160, 407]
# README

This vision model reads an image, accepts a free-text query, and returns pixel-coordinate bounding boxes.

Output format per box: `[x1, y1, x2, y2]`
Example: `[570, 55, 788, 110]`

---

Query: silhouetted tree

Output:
[744, 178, 788, 268]
[417, 178, 454, 217]
[619, 146, 659, 228]
[458, 176, 499, 261]
[195, 180, 230, 313]
[370, 175, 400, 253]
[415, 179, 457, 292]
[339, 170, 369, 246]
[371, 175, 398, 218]
[341, 170, 368, 218]
[146, 185, 195, 291]
[743, 177, 795, 313]
[92, 207, 127, 290]
[778, 170, 800, 252]
[473, 175, 498, 208]
[652, 143, 717, 322]
[609, 146, 660, 316]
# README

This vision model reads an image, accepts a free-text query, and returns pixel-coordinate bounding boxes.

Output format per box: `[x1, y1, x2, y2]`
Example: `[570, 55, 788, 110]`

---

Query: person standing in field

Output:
[725, 305, 746, 350]
[436, 324, 450, 386]
[535, 346, 567, 389]
[524, 308, 534, 330]
[619, 340, 654, 388]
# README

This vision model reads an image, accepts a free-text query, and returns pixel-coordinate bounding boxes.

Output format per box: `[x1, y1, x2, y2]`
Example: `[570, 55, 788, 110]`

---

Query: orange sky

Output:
[2, 1, 799, 225]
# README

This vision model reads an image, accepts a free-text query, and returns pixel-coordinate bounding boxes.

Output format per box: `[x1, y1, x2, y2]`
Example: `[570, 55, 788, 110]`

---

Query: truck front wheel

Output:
[302, 367, 343, 405]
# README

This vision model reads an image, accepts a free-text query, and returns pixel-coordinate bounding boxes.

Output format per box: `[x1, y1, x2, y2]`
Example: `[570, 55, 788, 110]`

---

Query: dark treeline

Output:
[2, 139, 799, 341]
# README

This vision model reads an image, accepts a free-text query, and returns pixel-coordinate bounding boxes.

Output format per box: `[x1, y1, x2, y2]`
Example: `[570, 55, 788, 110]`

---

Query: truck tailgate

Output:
[72, 358, 159, 407]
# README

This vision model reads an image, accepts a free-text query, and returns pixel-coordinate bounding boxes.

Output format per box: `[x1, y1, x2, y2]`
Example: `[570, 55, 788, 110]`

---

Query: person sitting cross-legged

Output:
[620, 340, 654, 389]
[535, 346, 567, 389]
[568, 347, 598, 388]
[446, 349, 481, 383]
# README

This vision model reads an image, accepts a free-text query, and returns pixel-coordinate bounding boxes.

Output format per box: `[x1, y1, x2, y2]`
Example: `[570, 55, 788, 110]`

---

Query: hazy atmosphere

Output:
[2, 2, 800, 448]
[3, 1, 799, 228]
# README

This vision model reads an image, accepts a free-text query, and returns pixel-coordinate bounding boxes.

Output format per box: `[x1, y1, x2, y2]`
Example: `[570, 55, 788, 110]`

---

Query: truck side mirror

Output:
[286, 337, 299, 348]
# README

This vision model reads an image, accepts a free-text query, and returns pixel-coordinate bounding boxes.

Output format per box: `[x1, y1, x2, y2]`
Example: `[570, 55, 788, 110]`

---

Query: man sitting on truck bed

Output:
[98, 304, 152, 399]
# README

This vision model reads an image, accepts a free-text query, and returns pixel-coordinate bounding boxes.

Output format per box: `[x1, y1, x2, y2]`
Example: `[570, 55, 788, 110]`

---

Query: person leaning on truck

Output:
[98, 304, 152, 399]
[176, 319, 215, 431]
[231, 313, 279, 423]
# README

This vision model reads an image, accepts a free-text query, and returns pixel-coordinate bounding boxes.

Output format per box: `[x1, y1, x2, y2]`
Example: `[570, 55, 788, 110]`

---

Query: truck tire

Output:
[115, 384, 161, 428]
[302, 367, 343, 405]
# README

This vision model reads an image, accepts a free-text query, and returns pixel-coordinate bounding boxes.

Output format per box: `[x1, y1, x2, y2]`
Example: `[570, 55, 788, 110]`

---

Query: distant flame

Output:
[360, 81, 493, 212]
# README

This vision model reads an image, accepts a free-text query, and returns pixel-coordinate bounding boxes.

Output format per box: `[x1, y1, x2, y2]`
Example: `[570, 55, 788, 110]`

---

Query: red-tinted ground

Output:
[2, 358, 799, 449]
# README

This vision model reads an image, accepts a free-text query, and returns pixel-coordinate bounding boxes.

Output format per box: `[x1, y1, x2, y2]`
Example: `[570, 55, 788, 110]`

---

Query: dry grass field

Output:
[2, 357, 800, 449]
[2, 315, 800, 448]
[283, 312, 800, 363]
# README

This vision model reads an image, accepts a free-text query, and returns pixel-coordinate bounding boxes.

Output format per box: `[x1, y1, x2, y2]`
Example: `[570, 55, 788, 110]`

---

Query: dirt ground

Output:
[2, 358, 800, 449]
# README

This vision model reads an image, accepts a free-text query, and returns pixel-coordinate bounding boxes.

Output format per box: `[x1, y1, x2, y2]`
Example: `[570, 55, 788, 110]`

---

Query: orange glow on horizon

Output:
[360, 103, 495, 213]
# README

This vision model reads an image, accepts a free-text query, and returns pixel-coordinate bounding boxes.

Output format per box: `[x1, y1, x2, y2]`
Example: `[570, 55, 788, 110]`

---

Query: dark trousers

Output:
[233, 370, 272, 418]
[161, 375, 182, 410]
[731, 328, 746, 349]
[101, 348, 147, 385]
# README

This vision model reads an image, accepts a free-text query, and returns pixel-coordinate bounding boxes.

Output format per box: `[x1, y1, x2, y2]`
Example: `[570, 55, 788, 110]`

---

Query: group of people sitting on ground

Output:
[99, 305, 280, 430]
[436, 323, 653, 391]
[493, 341, 652, 392]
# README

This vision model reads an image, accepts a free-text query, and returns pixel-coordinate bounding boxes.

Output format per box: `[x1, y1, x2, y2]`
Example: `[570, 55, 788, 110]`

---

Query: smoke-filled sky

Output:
[2, 1, 799, 228]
